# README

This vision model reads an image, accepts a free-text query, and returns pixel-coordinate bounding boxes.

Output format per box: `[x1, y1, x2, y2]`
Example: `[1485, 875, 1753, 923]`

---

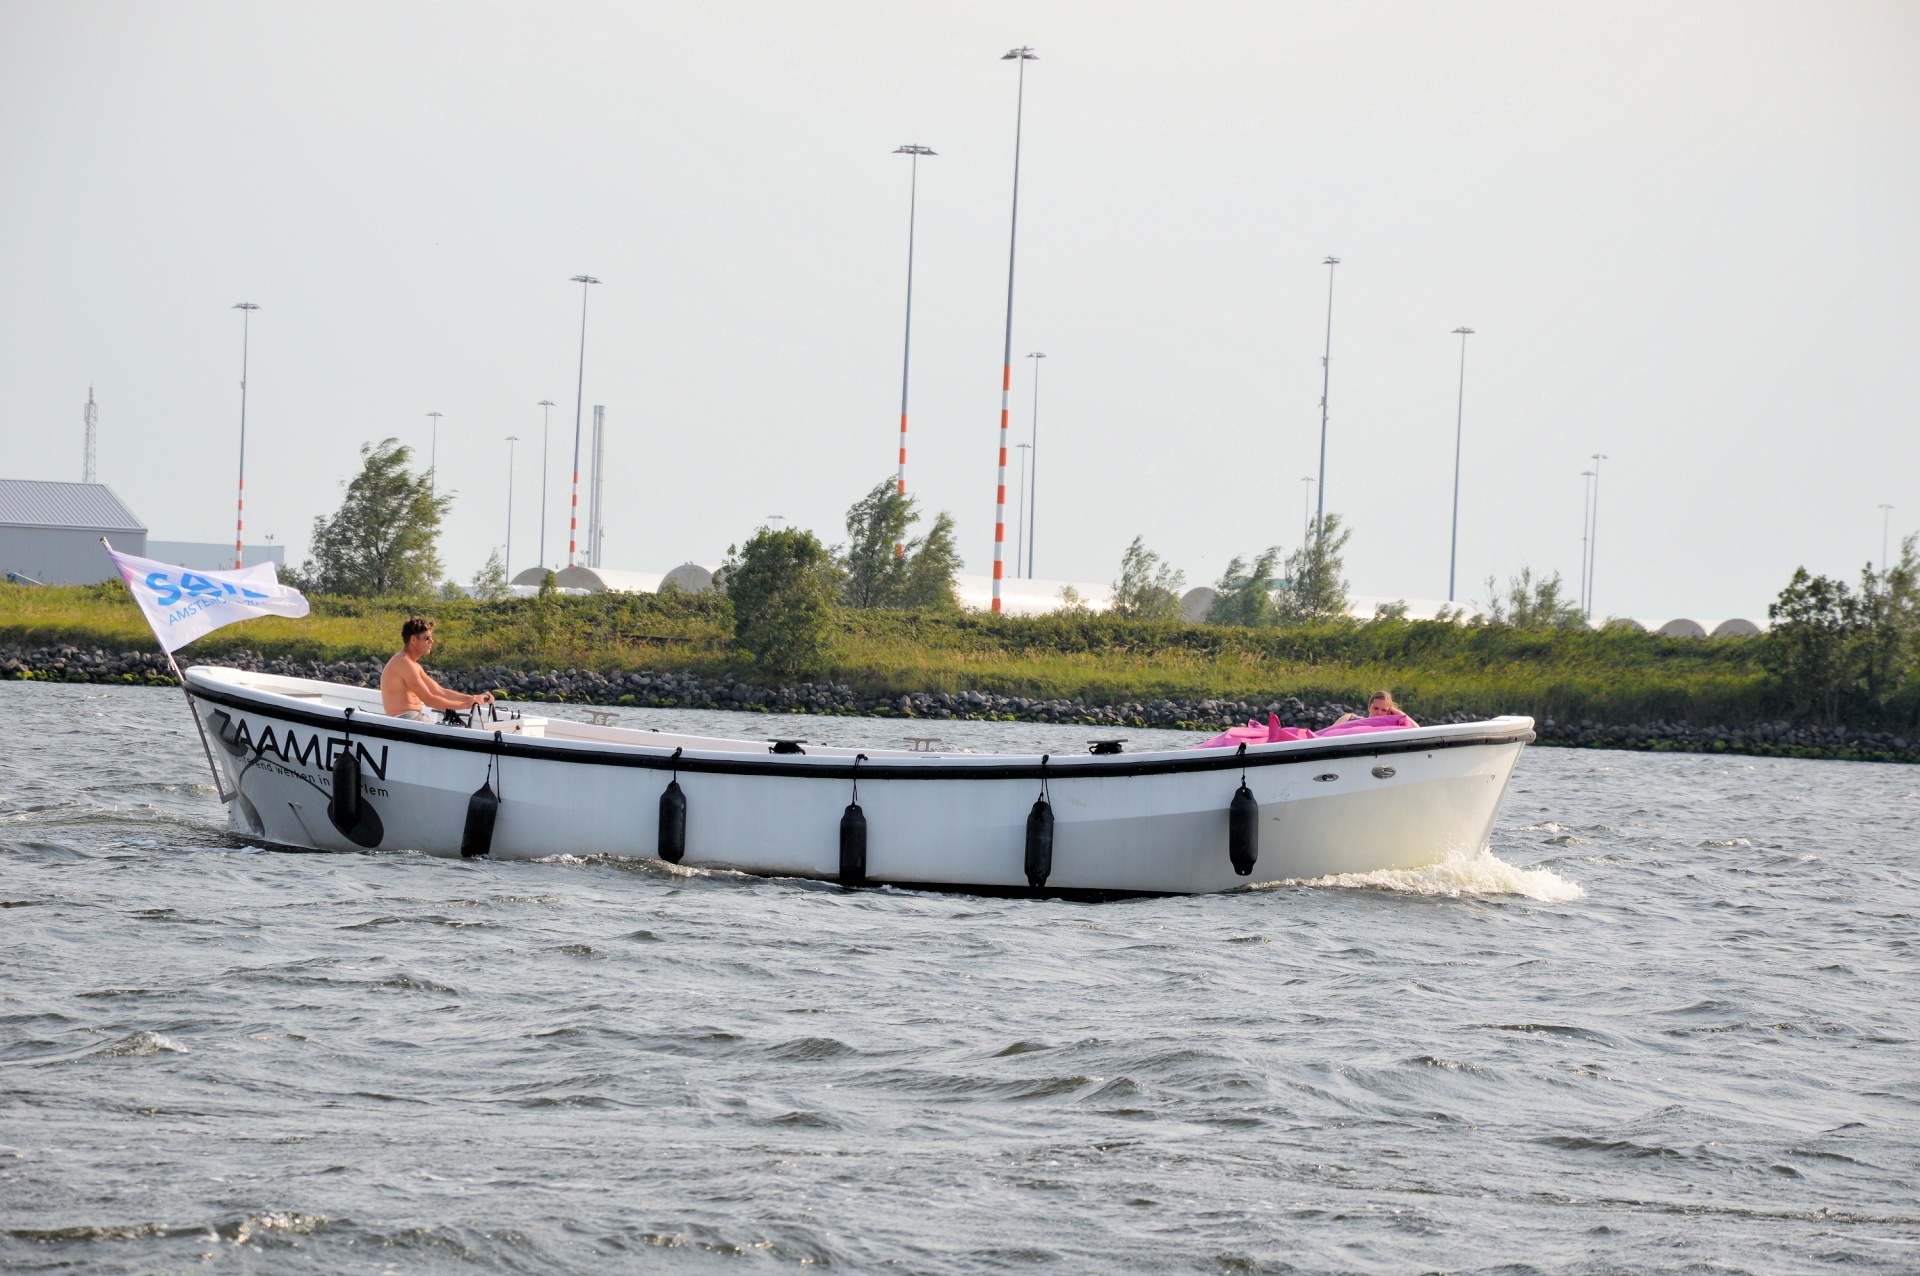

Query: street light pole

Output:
[1587, 453, 1607, 618]
[1300, 477, 1315, 549]
[990, 45, 1037, 614]
[1026, 350, 1045, 579]
[504, 435, 519, 581]
[1314, 256, 1339, 542]
[567, 275, 600, 568]
[426, 412, 443, 495]
[1880, 504, 1895, 571]
[537, 400, 554, 569]
[231, 302, 258, 569]
[1579, 469, 1596, 616]
[1014, 442, 1031, 577]
[894, 145, 936, 551]
[1446, 326, 1474, 602]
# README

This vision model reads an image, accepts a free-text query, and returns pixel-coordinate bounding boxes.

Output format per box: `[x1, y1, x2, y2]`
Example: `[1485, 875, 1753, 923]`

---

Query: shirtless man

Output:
[381, 615, 492, 721]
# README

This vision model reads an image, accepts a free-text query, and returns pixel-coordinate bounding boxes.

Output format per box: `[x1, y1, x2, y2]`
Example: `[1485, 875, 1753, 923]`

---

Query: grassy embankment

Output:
[1, 581, 1777, 726]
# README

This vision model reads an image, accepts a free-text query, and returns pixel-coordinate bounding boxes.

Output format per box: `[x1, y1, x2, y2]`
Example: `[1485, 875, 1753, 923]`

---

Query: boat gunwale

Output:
[183, 667, 1535, 781]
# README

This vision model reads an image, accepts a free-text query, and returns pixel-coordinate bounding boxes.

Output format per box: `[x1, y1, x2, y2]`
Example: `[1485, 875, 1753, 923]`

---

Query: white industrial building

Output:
[0, 479, 146, 584]
[146, 541, 286, 571]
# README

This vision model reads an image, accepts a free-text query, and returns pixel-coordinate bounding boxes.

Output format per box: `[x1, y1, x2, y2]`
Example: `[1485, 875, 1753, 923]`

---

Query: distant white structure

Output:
[1640, 617, 1764, 638]
[82, 388, 98, 484]
[955, 575, 1113, 616]
[1348, 595, 1481, 622]
[508, 562, 718, 596]
[1176, 586, 1479, 624]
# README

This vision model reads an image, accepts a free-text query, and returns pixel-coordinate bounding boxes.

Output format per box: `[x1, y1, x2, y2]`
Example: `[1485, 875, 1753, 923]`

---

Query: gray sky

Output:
[3, 1, 1915, 619]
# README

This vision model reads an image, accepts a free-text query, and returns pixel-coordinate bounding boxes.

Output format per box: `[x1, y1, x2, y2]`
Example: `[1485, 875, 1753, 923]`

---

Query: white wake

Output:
[1283, 848, 1585, 902]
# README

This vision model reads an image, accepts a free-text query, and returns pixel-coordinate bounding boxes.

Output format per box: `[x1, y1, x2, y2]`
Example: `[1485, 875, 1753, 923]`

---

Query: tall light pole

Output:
[1301, 476, 1315, 548]
[504, 435, 519, 581]
[1014, 442, 1032, 576]
[567, 275, 600, 568]
[990, 45, 1037, 614]
[1025, 350, 1045, 579]
[1579, 468, 1596, 616]
[231, 303, 258, 569]
[1446, 326, 1474, 602]
[1314, 256, 1339, 541]
[1587, 453, 1607, 618]
[537, 399, 555, 569]
[1879, 504, 1895, 571]
[893, 144, 936, 536]
[426, 411, 443, 495]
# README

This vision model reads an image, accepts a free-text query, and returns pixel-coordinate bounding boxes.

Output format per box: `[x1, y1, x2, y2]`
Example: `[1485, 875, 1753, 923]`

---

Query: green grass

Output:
[0, 581, 1790, 726]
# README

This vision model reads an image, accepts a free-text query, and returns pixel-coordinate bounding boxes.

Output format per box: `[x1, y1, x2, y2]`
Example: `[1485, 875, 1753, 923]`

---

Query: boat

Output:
[181, 664, 1536, 898]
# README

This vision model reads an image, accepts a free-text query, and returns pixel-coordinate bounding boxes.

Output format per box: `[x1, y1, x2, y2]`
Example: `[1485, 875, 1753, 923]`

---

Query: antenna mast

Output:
[83, 387, 98, 483]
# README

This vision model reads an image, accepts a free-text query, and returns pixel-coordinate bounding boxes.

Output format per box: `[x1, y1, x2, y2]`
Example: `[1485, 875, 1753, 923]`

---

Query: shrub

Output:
[1111, 537, 1185, 620]
[723, 526, 841, 675]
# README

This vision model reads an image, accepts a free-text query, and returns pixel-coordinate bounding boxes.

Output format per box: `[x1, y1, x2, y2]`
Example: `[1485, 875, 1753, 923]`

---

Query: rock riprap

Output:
[3, 645, 1912, 764]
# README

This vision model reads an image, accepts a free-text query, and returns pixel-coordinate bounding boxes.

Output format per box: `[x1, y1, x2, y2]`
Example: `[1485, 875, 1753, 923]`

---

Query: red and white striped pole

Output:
[894, 144, 935, 557]
[566, 274, 600, 568]
[992, 47, 1036, 614]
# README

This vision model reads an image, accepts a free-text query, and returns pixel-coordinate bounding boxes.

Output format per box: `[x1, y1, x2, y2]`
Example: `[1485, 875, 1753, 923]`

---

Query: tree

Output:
[1855, 534, 1919, 705]
[304, 438, 449, 597]
[1209, 548, 1282, 628]
[1762, 538, 1920, 724]
[469, 549, 509, 601]
[900, 510, 963, 611]
[1762, 568, 1862, 724]
[723, 525, 841, 674]
[839, 478, 962, 611]
[841, 480, 913, 608]
[530, 569, 560, 650]
[1111, 536, 1186, 620]
[1275, 514, 1352, 623]
[1482, 567, 1586, 629]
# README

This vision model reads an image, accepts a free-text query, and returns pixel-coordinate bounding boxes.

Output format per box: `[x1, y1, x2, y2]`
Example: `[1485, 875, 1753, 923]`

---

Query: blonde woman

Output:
[1331, 690, 1407, 727]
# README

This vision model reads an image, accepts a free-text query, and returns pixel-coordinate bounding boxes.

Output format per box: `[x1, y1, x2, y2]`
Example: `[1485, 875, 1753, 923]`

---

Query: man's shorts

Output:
[394, 710, 436, 723]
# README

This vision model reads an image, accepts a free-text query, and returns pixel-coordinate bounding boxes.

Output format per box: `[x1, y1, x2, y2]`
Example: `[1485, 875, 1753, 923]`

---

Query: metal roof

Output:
[0, 479, 146, 533]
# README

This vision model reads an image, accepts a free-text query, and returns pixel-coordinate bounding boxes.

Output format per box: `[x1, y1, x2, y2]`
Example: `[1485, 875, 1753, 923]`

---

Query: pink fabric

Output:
[1195, 720, 1271, 749]
[1193, 711, 1416, 749]
[1313, 713, 1417, 737]
[1196, 714, 1318, 749]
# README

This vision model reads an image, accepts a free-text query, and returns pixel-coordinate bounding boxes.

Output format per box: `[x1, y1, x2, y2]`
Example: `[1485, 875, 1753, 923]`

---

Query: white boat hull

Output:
[183, 667, 1533, 897]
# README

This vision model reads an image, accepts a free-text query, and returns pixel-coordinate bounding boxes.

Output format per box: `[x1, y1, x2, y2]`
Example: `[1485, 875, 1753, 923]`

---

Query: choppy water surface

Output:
[2, 682, 1916, 1274]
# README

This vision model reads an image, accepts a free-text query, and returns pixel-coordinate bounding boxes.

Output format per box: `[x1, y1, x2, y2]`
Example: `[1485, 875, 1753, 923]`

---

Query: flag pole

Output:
[103, 538, 236, 803]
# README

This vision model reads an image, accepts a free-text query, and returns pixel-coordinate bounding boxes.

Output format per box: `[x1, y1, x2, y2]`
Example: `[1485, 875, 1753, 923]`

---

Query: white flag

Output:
[105, 541, 310, 654]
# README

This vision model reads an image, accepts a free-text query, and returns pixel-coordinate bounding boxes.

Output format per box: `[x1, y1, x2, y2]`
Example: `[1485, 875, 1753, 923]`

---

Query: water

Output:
[2, 681, 1916, 1273]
